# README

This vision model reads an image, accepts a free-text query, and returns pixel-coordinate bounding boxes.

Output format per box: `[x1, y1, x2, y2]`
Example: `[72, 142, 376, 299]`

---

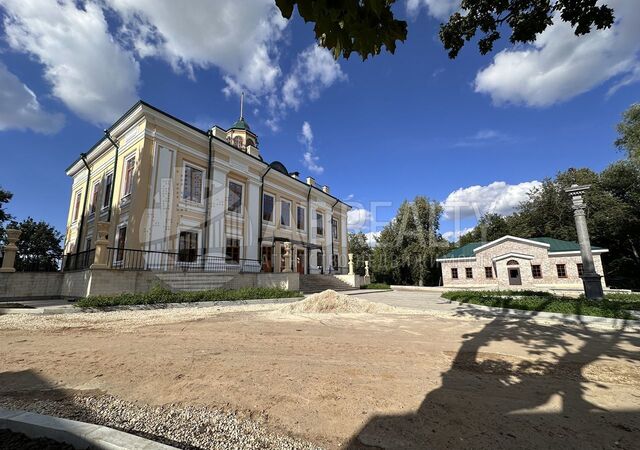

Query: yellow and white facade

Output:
[64, 101, 350, 274]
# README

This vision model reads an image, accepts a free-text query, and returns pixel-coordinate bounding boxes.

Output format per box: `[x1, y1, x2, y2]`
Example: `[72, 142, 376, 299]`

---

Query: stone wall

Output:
[224, 273, 300, 291]
[0, 272, 63, 300]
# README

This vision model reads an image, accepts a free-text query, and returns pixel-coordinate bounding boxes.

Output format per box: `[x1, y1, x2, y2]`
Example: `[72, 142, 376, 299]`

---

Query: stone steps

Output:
[300, 275, 353, 294]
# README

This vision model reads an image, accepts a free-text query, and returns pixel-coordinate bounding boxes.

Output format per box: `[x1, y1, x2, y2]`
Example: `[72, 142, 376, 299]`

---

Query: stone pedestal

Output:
[363, 260, 371, 285]
[348, 253, 354, 275]
[282, 242, 292, 273]
[565, 184, 604, 299]
[90, 222, 110, 269]
[0, 229, 21, 273]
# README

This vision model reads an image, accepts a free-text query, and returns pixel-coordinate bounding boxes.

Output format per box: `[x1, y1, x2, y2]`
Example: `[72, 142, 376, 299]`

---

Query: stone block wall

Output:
[0, 272, 64, 300]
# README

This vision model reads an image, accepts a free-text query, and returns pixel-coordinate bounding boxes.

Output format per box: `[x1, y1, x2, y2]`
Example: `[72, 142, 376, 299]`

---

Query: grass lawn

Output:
[441, 290, 640, 319]
[75, 286, 302, 308]
[361, 283, 391, 290]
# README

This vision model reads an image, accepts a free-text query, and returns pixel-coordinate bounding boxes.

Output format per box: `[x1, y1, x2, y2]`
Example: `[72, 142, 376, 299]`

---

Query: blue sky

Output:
[0, 0, 638, 244]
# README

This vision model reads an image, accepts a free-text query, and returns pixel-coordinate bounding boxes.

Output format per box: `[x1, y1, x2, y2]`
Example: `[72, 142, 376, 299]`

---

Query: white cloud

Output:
[2, 0, 140, 125]
[364, 231, 380, 247]
[0, 62, 64, 133]
[282, 45, 346, 110]
[442, 180, 541, 219]
[348, 208, 373, 231]
[406, 0, 459, 20]
[442, 227, 474, 242]
[475, 0, 640, 106]
[298, 121, 324, 175]
[453, 129, 512, 147]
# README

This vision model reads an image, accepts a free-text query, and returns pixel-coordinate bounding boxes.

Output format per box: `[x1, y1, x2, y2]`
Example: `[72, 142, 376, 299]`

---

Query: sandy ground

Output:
[1, 294, 639, 449]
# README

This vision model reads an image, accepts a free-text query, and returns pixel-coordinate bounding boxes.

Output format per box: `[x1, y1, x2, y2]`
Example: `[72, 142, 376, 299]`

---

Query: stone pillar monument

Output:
[348, 253, 354, 275]
[90, 222, 110, 269]
[0, 229, 21, 273]
[363, 260, 371, 284]
[565, 184, 604, 299]
[282, 242, 292, 273]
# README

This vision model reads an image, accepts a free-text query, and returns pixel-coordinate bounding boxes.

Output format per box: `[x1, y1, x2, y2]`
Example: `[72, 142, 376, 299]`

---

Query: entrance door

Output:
[509, 268, 522, 285]
[296, 249, 305, 274]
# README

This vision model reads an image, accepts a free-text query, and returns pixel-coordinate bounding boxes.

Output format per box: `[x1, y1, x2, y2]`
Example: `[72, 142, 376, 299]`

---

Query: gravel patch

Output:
[0, 394, 321, 450]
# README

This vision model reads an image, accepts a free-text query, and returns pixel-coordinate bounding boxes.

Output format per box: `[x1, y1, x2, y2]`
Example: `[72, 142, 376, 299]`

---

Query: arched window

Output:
[246, 138, 255, 147]
[233, 136, 244, 148]
[506, 259, 519, 266]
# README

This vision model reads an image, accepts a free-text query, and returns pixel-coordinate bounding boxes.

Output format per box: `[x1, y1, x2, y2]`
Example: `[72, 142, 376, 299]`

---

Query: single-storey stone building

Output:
[437, 236, 608, 290]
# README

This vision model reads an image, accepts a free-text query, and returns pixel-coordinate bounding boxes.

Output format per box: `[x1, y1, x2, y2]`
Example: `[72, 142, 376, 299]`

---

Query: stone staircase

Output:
[154, 272, 237, 292]
[300, 274, 354, 294]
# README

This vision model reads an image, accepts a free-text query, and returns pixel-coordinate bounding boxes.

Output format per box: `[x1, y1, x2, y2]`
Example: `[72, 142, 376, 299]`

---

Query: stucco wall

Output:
[224, 273, 300, 291]
[0, 272, 64, 300]
[441, 239, 606, 289]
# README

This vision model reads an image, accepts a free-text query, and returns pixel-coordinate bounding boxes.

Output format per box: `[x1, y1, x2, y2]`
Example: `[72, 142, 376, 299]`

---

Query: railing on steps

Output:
[105, 247, 261, 273]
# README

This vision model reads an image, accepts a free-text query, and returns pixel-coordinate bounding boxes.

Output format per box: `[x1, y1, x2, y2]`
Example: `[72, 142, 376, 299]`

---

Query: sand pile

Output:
[280, 290, 399, 314]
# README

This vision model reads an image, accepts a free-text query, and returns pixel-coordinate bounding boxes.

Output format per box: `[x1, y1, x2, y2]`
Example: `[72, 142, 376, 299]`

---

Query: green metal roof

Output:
[230, 117, 251, 131]
[439, 236, 602, 259]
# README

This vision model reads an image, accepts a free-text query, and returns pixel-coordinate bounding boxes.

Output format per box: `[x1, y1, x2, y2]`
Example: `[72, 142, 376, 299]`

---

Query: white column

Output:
[208, 167, 228, 257]
[245, 179, 260, 261]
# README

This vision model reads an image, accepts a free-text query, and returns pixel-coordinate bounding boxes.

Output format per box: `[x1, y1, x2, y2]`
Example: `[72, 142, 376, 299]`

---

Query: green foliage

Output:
[372, 196, 449, 286]
[275, 0, 407, 60]
[615, 103, 640, 161]
[275, 0, 614, 61]
[348, 231, 372, 275]
[75, 286, 302, 308]
[442, 290, 636, 319]
[361, 283, 390, 290]
[0, 187, 12, 225]
[8, 217, 63, 271]
[440, 0, 614, 59]
[457, 162, 640, 289]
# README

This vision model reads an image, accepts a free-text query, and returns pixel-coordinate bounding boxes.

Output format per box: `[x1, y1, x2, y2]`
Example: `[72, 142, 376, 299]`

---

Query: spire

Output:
[230, 91, 251, 131]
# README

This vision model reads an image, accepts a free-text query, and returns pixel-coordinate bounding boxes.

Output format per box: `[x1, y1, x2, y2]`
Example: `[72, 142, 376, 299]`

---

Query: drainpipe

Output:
[203, 131, 215, 257]
[306, 186, 312, 274]
[104, 130, 120, 223]
[74, 153, 92, 254]
[330, 199, 339, 273]
[258, 166, 272, 269]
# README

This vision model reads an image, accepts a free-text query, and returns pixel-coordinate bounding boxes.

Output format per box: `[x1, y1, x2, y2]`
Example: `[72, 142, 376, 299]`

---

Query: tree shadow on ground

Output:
[346, 306, 640, 449]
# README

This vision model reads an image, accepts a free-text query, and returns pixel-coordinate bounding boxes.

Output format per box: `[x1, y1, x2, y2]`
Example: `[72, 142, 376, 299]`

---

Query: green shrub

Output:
[362, 283, 391, 290]
[441, 290, 635, 319]
[76, 286, 302, 308]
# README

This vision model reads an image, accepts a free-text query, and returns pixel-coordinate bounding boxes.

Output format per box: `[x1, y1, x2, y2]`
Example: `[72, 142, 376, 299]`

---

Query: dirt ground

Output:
[1, 298, 639, 449]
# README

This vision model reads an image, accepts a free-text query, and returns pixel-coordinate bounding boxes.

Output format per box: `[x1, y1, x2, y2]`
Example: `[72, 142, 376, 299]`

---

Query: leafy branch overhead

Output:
[275, 0, 614, 60]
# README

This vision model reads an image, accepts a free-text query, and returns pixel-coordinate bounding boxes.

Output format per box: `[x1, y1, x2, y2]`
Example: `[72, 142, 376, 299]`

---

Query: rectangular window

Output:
[297, 206, 305, 231]
[183, 165, 203, 202]
[103, 173, 113, 209]
[115, 226, 127, 262]
[178, 231, 198, 263]
[556, 264, 567, 278]
[90, 181, 100, 214]
[577, 263, 584, 277]
[262, 193, 274, 222]
[451, 268, 458, 279]
[227, 180, 243, 213]
[532, 265, 542, 279]
[73, 191, 82, 222]
[332, 218, 338, 240]
[332, 254, 339, 270]
[122, 156, 135, 198]
[316, 212, 324, 236]
[485, 266, 493, 278]
[280, 200, 291, 227]
[316, 252, 323, 268]
[465, 267, 473, 279]
[225, 238, 240, 263]
[85, 238, 92, 251]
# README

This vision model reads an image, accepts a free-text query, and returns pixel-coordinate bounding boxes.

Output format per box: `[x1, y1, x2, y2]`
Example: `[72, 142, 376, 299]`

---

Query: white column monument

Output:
[348, 253, 354, 275]
[565, 184, 604, 299]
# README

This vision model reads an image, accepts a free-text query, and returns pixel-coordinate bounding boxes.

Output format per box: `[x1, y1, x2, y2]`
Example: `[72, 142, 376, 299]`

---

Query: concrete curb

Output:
[0, 296, 305, 315]
[0, 407, 177, 449]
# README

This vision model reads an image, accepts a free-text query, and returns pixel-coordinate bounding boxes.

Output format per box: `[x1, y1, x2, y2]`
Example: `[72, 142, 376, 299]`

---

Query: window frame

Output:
[72, 191, 82, 223]
[115, 225, 127, 262]
[225, 237, 241, 263]
[484, 266, 493, 279]
[451, 268, 458, 279]
[227, 179, 244, 215]
[89, 181, 100, 216]
[178, 230, 199, 263]
[331, 217, 338, 240]
[556, 264, 567, 278]
[316, 212, 324, 236]
[262, 192, 275, 223]
[531, 264, 542, 279]
[182, 163, 205, 204]
[121, 154, 136, 200]
[296, 205, 306, 231]
[280, 199, 292, 228]
[465, 267, 473, 279]
[577, 263, 584, 277]
[102, 172, 114, 210]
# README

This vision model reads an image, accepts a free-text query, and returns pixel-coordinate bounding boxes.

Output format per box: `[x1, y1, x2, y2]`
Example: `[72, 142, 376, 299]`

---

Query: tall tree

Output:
[275, 0, 614, 60]
[372, 196, 447, 286]
[9, 218, 63, 271]
[348, 231, 373, 276]
[615, 103, 640, 161]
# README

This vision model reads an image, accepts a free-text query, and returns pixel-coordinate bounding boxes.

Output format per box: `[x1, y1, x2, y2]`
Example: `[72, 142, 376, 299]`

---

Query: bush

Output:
[441, 290, 636, 319]
[362, 283, 391, 290]
[76, 286, 302, 308]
